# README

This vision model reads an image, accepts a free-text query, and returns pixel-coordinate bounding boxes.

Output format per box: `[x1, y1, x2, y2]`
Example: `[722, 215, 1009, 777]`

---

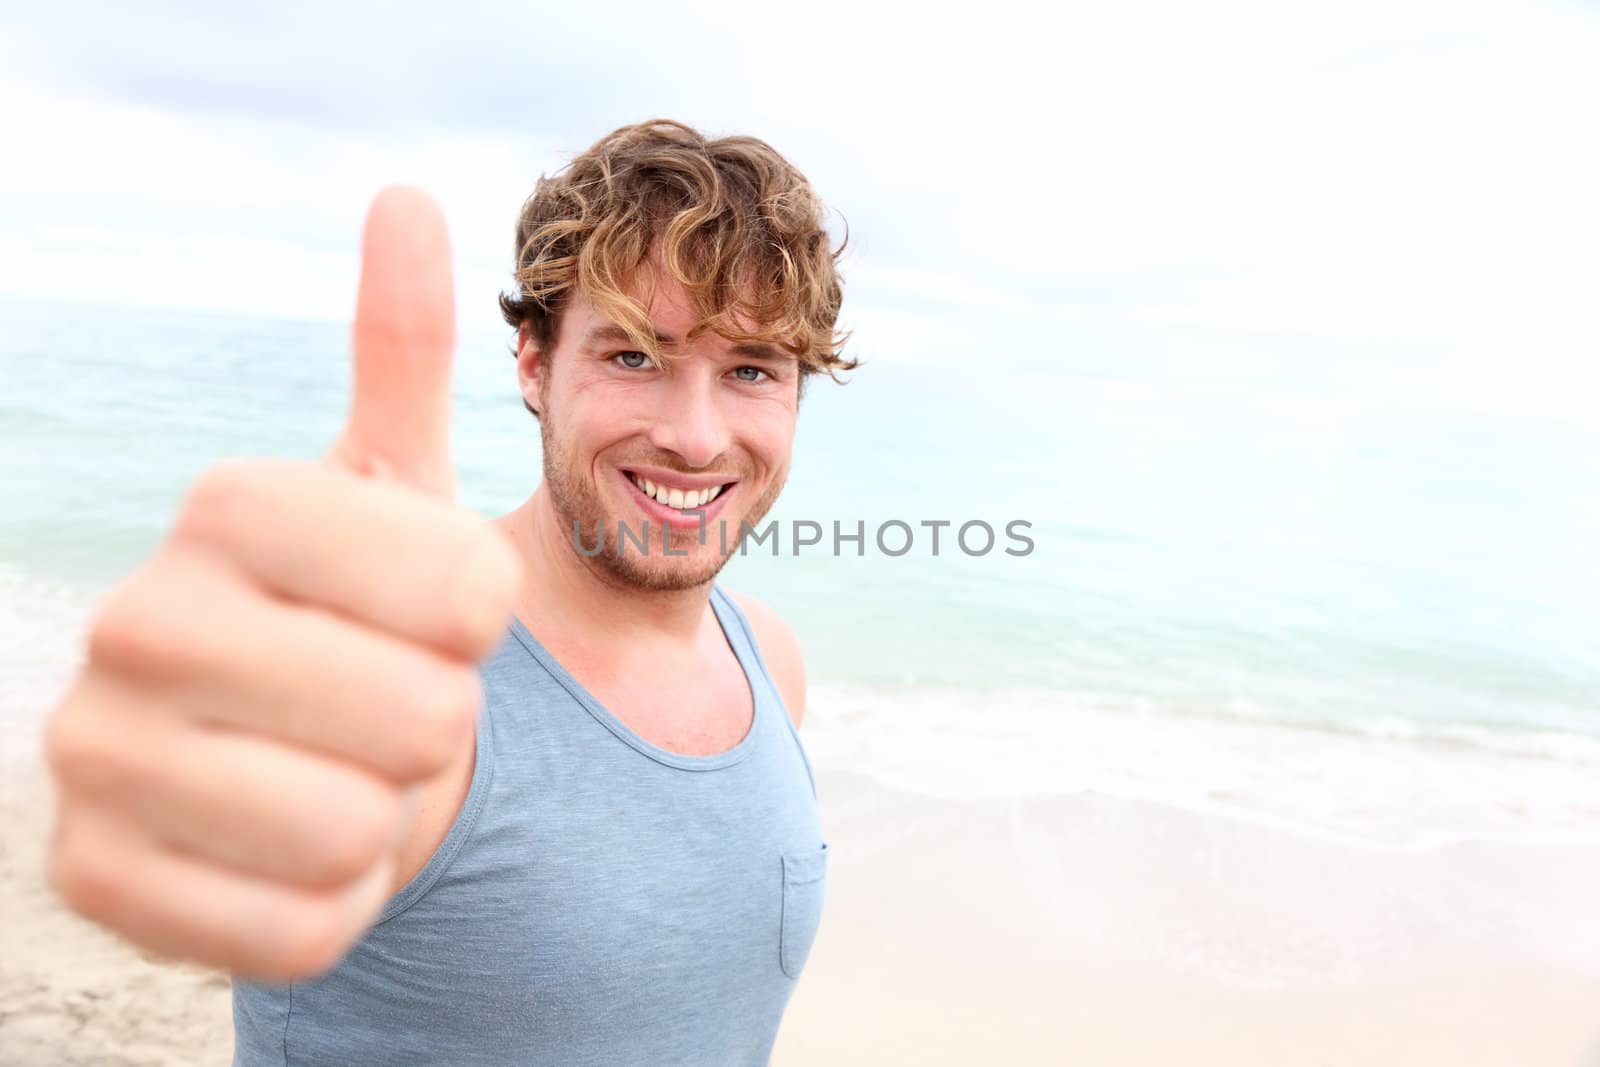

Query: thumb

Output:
[327, 185, 457, 498]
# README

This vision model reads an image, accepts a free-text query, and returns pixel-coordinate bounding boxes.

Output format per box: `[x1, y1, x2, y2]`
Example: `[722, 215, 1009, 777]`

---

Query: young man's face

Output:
[518, 267, 800, 591]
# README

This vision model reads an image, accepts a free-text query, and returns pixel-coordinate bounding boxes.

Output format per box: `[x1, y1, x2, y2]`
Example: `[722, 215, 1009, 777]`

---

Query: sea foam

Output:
[802, 681, 1600, 850]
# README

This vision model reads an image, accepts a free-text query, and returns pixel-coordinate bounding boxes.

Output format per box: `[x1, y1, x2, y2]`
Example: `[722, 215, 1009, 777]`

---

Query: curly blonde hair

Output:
[499, 119, 854, 399]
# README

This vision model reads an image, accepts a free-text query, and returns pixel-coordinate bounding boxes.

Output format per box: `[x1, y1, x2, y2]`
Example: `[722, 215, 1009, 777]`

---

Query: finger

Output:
[50, 802, 396, 980]
[328, 185, 457, 498]
[48, 688, 406, 888]
[83, 547, 489, 780]
[163, 458, 519, 662]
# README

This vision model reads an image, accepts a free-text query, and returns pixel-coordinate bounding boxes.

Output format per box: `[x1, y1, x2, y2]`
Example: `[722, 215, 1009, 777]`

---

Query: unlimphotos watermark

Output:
[571, 517, 1035, 558]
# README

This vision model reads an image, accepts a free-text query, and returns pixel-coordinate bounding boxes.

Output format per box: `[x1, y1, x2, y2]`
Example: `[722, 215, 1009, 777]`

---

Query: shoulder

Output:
[724, 589, 807, 729]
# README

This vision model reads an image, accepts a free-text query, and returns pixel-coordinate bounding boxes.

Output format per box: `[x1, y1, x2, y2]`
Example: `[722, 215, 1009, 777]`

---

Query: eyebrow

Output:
[580, 322, 793, 362]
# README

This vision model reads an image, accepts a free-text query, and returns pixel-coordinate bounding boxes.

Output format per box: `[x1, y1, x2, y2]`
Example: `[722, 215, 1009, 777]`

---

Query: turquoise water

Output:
[4, 296, 1597, 842]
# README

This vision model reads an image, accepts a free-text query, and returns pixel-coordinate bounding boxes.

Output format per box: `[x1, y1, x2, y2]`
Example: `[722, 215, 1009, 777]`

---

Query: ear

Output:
[516, 321, 544, 415]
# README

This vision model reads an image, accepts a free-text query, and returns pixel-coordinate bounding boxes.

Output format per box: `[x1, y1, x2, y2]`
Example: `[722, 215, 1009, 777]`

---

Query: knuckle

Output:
[49, 821, 123, 922]
[176, 463, 241, 541]
[396, 668, 481, 777]
[85, 571, 160, 669]
[41, 701, 86, 781]
[274, 897, 357, 978]
[85, 558, 207, 676]
[444, 528, 520, 654]
[306, 782, 401, 885]
[42, 705, 106, 792]
[43, 692, 144, 798]
[174, 459, 264, 548]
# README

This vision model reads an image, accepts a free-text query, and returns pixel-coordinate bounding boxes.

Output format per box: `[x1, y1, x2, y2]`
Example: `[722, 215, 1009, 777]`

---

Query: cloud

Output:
[2, 0, 1596, 398]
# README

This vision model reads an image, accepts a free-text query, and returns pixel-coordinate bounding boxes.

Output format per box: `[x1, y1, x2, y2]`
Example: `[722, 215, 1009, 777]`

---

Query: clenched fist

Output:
[41, 187, 521, 979]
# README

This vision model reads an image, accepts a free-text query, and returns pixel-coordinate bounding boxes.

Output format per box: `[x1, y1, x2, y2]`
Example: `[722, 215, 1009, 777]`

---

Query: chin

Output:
[589, 545, 733, 592]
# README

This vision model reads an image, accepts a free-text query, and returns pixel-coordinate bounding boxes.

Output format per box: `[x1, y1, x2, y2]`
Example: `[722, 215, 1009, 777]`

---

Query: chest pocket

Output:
[779, 842, 830, 979]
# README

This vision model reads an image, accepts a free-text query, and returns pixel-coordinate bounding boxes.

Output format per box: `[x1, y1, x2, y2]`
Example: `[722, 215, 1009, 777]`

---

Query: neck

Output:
[494, 487, 714, 647]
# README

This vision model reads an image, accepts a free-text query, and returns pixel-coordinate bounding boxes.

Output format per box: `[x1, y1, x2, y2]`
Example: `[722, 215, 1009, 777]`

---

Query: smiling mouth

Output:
[624, 471, 735, 511]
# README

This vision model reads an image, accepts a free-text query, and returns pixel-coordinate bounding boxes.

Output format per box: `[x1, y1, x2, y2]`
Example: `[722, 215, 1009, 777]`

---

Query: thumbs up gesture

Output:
[41, 188, 522, 979]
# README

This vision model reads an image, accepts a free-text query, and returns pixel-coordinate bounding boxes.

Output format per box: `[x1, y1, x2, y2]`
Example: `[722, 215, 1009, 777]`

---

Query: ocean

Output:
[3, 295, 1597, 848]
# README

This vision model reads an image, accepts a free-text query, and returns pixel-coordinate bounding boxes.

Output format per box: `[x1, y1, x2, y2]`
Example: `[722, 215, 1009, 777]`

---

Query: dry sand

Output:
[4, 763, 1598, 1065]
[774, 772, 1600, 1067]
[0, 773, 231, 1066]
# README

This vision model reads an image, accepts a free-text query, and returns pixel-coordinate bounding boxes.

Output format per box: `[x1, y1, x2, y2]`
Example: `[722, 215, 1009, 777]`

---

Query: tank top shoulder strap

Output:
[709, 585, 817, 797]
[709, 584, 780, 709]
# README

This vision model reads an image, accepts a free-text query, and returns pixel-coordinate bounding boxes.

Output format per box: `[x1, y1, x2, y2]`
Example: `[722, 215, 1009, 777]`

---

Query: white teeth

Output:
[630, 473, 726, 510]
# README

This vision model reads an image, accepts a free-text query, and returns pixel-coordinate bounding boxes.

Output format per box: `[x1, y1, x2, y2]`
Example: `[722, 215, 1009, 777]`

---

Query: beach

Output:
[7, 1, 1600, 1055]
[3, 592, 1597, 1066]
[0, 772, 233, 1066]
[778, 772, 1600, 1066]
[3, 300, 1599, 1064]
[5, 759, 1600, 1065]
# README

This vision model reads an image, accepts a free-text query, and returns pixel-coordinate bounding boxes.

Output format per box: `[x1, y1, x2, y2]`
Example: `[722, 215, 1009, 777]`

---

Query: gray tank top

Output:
[232, 584, 828, 1066]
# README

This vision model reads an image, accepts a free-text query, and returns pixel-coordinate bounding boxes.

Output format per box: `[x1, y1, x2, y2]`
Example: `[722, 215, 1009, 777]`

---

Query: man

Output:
[42, 118, 855, 1065]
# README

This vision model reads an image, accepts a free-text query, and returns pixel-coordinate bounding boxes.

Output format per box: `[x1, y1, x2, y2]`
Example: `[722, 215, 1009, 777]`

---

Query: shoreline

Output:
[8, 566, 1599, 856]
[4, 574, 1598, 1063]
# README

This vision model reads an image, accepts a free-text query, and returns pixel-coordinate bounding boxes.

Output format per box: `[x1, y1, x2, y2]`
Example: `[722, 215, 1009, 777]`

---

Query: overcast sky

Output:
[2, 0, 1596, 414]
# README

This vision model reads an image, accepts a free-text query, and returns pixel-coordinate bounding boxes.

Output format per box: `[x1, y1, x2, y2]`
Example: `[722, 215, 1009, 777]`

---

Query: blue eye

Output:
[615, 351, 650, 369]
[733, 366, 767, 382]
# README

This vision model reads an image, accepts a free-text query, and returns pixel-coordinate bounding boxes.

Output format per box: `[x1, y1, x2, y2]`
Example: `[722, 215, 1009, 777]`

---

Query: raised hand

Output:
[42, 187, 521, 979]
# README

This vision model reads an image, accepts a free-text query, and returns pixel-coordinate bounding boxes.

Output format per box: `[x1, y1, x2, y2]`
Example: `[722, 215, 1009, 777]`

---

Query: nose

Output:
[646, 367, 731, 469]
